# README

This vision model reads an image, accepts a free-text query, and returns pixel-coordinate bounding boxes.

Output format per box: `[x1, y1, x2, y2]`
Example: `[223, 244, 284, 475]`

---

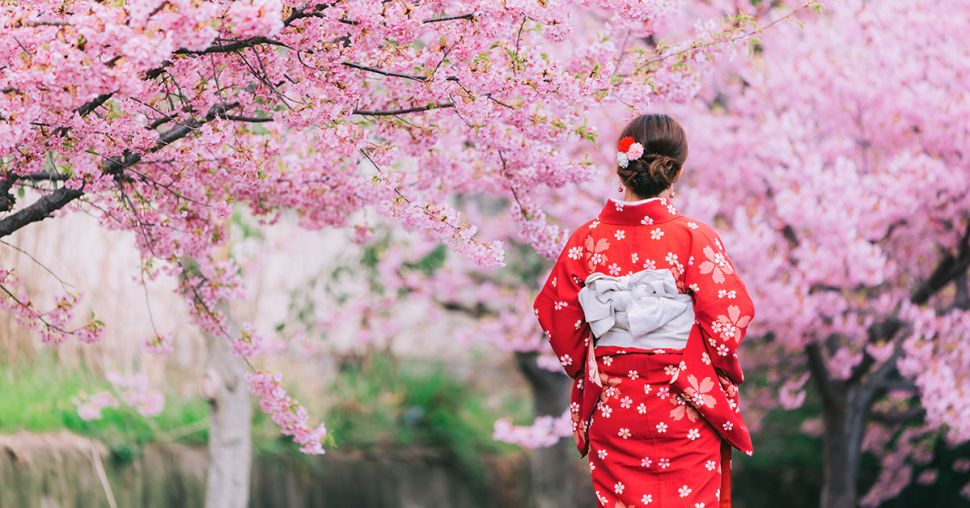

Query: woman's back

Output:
[571, 196, 698, 292]
[530, 113, 756, 507]
[536, 195, 753, 387]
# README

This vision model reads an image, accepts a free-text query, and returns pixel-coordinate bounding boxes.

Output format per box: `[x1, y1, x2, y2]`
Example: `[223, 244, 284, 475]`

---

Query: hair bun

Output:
[618, 154, 680, 195]
[645, 153, 679, 187]
[614, 113, 688, 198]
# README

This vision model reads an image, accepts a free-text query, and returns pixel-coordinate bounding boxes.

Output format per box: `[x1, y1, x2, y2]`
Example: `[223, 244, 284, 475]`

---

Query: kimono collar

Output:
[597, 197, 679, 226]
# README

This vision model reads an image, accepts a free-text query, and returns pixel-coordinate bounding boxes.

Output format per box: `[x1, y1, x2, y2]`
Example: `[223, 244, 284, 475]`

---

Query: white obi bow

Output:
[577, 268, 694, 350]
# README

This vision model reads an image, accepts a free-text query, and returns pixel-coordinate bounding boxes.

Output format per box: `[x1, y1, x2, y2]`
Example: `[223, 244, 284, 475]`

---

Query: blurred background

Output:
[2, 0, 969, 507]
[3, 199, 968, 508]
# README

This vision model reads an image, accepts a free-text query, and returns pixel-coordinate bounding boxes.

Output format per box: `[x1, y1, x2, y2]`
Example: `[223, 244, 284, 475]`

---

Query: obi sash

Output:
[570, 269, 754, 458]
[578, 268, 694, 350]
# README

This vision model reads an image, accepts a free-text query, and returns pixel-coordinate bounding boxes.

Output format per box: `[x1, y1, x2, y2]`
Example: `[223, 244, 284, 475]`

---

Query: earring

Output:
[618, 185, 624, 193]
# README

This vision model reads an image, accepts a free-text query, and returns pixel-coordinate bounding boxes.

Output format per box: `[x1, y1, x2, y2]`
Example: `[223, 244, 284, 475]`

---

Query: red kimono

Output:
[533, 197, 755, 507]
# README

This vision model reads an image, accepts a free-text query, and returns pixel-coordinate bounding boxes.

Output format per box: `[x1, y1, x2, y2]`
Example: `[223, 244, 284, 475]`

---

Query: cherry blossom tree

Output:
[0, 0, 772, 465]
[668, 0, 970, 506]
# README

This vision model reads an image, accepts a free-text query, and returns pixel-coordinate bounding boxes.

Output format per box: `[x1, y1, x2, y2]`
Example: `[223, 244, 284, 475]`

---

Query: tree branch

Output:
[956, 270, 969, 310]
[0, 2, 330, 228]
[850, 221, 969, 384]
[20, 172, 71, 182]
[173, 36, 286, 56]
[422, 13, 476, 23]
[223, 114, 274, 123]
[847, 317, 902, 384]
[0, 102, 238, 238]
[339, 12, 475, 26]
[284, 2, 335, 24]
[806, 342, 835, 407]
[870, 406, 925, 424]
[342, 61, 428, 82]
[75, 93, 113, 117]
[353, 102, 454, 116]
[0, 186, 84, 237]
[912, 221, 970, 305]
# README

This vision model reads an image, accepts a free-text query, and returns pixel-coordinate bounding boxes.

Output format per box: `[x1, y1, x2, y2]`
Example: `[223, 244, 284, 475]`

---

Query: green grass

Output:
[0, 352, 529, 477]
[0, 356, 210, 457]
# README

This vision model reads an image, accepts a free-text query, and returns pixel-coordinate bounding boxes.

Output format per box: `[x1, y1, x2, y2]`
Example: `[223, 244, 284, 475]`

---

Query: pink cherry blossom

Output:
[669, 0, 970, 503]
[75, 391, 119, 421]
[493, 412, 572, 449]
[106, 372, 166, 417]
[0, 0, 817, 457]
[145, 333, 174, 355]
[246, 371, 327, 455]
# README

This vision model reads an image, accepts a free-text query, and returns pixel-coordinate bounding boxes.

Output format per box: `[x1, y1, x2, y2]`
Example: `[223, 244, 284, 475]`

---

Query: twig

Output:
[423, 13, 476, 23]
[342, 61, 428, 82]
[0, 239, 75, 288]
[353, 102, 454, 116]
[641, 2, 816, 68]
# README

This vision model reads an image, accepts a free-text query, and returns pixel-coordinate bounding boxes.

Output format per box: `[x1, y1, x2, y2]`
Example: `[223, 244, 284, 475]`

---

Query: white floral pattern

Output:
[533, 198, 756, 508]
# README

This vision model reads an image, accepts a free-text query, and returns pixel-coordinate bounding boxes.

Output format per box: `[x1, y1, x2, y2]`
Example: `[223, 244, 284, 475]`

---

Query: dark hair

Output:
[616, 113, 688, 198]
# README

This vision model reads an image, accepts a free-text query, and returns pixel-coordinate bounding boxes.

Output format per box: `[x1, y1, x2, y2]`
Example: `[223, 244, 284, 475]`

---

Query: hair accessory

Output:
[616, 136, 645, 168]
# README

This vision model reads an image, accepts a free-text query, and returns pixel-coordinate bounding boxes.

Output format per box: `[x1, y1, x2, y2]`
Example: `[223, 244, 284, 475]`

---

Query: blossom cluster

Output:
[105, 372, 166, 417]
[616, 136, 644, 168]
[246, 371, 328, 455]
[0, 269, 103, 346]
[493, 411, 572, 448]
[75, 391, 119, 421]
[74, 372, 165, 420]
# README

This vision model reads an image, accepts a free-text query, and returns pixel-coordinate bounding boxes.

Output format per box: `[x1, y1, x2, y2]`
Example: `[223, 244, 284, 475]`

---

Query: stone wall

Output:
[0, 432, 532, 508]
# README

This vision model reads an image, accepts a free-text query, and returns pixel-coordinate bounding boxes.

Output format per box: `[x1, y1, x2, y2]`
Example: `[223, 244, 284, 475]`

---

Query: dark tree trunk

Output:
[807, 341, 890, 508]
[803, 226, 970, 508]
[515, 352, 576, 508]
[817, 383, 869, 508]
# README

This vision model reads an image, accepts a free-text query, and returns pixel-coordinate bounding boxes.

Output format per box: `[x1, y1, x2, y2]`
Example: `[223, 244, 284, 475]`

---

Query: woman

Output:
[533, 113, 755, 507]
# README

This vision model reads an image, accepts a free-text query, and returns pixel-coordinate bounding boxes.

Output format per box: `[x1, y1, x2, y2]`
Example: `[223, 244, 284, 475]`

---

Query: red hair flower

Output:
[618, 136, 635, 153]
[616, 136, 644, 168]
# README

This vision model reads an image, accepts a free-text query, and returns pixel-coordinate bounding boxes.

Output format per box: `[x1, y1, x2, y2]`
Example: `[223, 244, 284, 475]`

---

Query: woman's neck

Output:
[622, 188, 671, 202]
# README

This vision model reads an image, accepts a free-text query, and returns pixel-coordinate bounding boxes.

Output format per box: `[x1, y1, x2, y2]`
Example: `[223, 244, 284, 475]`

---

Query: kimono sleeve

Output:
[533, 231, 591, 379]
[684, 223, 756, 385]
